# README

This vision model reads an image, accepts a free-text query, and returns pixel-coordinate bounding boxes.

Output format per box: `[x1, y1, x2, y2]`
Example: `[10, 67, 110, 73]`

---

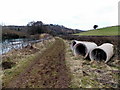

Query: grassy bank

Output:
[74, 26, 119, 36]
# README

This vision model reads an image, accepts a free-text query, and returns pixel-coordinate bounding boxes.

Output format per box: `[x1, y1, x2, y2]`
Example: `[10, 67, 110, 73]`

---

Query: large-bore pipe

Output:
[73, 41, 97, 58]
[89, 43, 114, 63]
[71, 40, 80, 50]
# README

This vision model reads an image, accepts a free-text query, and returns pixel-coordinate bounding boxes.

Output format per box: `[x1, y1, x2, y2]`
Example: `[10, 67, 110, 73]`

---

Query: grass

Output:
[3, 53, 39, 87]
[3, 38, 71, 88]
[2, 38, 55, 87]
[74, 26, 119, 36]
[65, 40, 119, 88]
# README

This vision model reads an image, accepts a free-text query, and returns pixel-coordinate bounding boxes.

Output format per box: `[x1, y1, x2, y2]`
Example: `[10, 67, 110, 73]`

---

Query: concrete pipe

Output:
[71, 40, 80, 50]
[73, 41, 97, 58]
[89, 43, 114, 63]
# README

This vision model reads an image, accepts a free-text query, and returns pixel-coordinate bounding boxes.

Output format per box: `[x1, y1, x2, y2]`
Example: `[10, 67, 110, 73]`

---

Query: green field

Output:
[74, 26, 119, 36]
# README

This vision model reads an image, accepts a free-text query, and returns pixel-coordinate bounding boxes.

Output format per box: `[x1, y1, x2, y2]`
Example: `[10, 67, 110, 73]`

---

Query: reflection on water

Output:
[1, 38, 33, 54]
[1, 37, 50, 55]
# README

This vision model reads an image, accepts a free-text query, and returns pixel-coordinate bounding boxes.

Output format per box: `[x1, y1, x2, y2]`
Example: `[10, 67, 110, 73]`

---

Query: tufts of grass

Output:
[65, 39, 119, 88]
[3, 53, 39, 87]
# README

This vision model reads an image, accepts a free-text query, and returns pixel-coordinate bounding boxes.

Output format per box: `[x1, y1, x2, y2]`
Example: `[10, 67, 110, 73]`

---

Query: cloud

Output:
[0, 0, 119, 30]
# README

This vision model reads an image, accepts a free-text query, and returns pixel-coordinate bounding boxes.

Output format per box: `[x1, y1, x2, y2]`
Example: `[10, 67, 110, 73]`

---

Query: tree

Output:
[27, 21, 35, 26]
[93, 25, 98, 30]
[27, 21, 44, 35]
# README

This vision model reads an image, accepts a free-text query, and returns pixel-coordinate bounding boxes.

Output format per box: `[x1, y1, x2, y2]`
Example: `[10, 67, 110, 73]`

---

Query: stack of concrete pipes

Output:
[71, 40, 114, 63]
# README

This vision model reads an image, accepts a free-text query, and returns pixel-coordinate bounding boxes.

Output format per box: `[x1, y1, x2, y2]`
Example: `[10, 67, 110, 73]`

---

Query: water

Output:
[1, 38, 33, 55]
[1, 37, 51, 55]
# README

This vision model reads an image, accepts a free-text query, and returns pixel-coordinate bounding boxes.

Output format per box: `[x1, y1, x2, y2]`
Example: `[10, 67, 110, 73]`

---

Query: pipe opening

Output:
[72, 41, 76, 47]
[91, 49, 107, 61]
[75, 44, 87, 56]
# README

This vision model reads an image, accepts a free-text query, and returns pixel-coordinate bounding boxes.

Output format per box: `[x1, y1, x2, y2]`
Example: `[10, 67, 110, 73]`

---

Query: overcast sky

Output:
[0, 0, 119, 30]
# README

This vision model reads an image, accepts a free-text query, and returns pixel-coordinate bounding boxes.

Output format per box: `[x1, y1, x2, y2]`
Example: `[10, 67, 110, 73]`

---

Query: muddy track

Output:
[5, 38, 70, 88]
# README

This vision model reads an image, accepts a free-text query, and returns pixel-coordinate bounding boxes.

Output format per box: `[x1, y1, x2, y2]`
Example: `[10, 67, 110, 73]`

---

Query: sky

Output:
[0, 0, 119, 30]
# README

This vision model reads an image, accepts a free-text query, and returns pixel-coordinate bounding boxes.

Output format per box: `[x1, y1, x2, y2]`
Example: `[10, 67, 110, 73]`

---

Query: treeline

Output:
[26, 21, 82, 35]
[2, 21, 82, 39]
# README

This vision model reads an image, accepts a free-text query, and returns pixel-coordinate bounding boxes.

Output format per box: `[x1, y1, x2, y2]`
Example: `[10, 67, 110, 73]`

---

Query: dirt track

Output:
[5, 38, 70, 88]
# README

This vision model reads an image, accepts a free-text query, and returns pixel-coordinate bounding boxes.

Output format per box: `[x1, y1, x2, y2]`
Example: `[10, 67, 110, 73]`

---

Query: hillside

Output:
[2, 26, 30, 39]
[2, 21, 83, 39]
[74, 26, 119, 36]
[44, 24, 83, 35]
